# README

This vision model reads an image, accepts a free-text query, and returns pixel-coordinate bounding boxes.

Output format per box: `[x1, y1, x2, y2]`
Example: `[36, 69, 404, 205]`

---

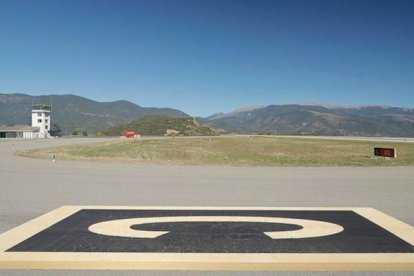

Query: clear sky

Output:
[0, 0, 413, 117]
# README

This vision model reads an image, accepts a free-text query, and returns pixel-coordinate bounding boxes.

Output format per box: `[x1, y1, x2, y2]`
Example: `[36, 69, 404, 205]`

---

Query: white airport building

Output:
[0, 104, 51, 139]
[0, 125, 40, 139]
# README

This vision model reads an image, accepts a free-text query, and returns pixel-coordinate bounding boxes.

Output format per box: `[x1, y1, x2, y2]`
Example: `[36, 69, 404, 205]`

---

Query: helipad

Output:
[0, 206, 413, 270]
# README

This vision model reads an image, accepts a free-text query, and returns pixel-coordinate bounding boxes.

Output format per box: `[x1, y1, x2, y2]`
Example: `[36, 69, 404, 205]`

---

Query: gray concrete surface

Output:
[274, 135, 414, 143]
[0, 137, 413, 275]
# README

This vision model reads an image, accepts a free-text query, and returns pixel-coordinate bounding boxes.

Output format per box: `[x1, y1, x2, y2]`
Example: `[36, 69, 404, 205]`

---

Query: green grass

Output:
[17, 136, 414, 167]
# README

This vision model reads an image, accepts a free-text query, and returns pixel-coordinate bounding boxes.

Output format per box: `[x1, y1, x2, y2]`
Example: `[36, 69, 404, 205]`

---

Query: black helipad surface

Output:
[7, 209, 414, 253]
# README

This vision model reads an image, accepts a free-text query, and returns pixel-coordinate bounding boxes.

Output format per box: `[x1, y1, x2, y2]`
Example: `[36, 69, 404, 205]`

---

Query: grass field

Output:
[17, 136, 414, 167]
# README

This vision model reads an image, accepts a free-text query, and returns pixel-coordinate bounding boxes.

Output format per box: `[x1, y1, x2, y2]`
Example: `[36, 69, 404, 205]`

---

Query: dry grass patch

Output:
[17, 136, 414, 167]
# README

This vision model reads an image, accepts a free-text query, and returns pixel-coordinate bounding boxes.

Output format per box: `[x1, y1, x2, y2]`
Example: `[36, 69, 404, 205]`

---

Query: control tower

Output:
[31, 104, 51, 138]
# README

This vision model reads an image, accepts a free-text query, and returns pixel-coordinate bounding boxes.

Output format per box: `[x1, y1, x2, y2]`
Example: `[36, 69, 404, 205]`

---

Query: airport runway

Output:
[0, 138, 413, 275]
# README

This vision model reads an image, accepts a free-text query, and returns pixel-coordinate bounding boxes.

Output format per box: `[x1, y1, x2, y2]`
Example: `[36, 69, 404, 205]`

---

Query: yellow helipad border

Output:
[0, 206, 413, 271]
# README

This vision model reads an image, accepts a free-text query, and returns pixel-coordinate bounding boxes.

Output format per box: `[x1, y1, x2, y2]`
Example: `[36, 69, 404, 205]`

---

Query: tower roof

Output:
[32, 104, 51, 111]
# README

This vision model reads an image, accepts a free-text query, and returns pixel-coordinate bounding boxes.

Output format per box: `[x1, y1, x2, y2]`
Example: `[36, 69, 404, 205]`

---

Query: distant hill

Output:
[204, 105, 414, 137]
[101, 115, 216, 136]
[0, 93, 188, 134]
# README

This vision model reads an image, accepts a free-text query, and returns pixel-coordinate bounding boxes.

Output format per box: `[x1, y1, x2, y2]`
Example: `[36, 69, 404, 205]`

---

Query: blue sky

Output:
[0, 0, 413, 116]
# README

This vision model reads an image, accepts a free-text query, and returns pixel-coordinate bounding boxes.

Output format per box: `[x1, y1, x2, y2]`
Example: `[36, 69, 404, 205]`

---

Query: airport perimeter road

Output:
[0, 138, 414, 276]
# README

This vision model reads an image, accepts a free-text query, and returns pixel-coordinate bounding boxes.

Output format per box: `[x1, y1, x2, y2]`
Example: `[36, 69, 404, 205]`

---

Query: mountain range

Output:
[203, 104, 414, 137]
[0, 93, 188, 134]
[1, 93, 414, 137]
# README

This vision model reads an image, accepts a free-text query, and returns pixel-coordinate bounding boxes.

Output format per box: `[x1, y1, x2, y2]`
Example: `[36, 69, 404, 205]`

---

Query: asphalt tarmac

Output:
[0, 137, 413, 275]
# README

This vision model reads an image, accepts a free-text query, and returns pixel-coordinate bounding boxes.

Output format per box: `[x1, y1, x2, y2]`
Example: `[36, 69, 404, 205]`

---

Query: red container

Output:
[123, 130, 136, 138]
